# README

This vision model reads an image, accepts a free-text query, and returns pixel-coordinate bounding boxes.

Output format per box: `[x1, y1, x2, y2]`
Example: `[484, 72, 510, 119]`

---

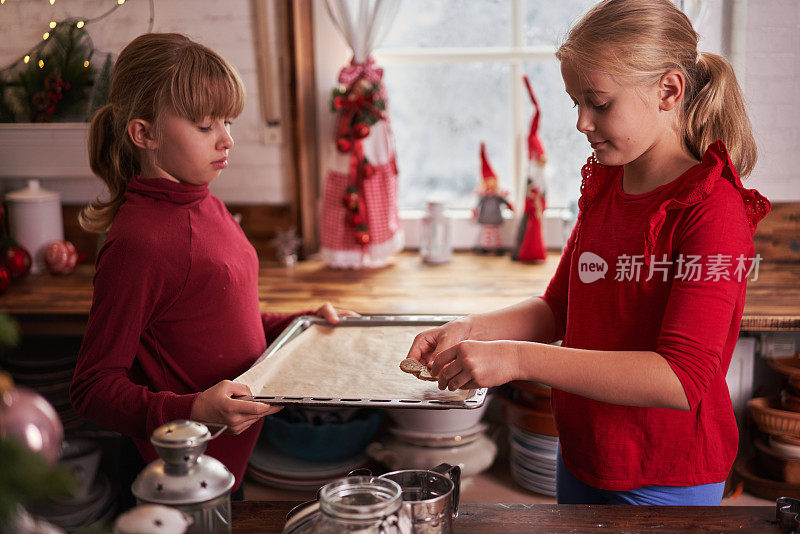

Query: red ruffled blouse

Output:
[541, 140, 770, 490]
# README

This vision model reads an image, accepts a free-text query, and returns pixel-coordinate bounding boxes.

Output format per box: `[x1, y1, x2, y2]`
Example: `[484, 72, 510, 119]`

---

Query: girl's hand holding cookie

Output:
[314, 302, 360, 324]
[405, 318, 474, 367]
[430, 340, 522, 391]
[191, 380, 282, 435]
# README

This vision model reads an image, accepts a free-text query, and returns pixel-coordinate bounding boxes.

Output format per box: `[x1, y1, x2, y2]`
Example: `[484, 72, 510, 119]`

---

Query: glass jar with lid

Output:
[420, 200, 452, 264]
[284, 476, 411, 533]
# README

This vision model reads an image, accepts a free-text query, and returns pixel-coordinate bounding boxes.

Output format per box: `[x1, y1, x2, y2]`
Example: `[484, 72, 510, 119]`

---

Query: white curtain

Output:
[678, 0, 712, 31]
[325, 0, 401, 63]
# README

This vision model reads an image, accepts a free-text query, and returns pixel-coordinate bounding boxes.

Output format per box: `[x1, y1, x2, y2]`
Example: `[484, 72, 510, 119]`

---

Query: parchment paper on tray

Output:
[234, 319, 484, 408]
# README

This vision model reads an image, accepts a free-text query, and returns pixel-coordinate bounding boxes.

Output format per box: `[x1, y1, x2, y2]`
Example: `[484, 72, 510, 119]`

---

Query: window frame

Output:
[371, 0, 565, 249]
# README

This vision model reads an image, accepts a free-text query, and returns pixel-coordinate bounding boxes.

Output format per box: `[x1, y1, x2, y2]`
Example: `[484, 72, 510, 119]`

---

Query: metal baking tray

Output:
[235, 314, 488, 410]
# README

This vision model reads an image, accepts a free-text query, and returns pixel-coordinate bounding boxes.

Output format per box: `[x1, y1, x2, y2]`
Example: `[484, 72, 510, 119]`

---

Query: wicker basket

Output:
[767, 357, 800, 378]
[755, 439, 800, 484]
[783, 389, 800, 413]
[748, 397, 800, 438]
[734, 458, 800, 501]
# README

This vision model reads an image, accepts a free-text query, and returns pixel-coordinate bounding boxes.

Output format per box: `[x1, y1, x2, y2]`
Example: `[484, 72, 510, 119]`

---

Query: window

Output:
[312, 0, 725, 249]
[374, 0, 598, 212]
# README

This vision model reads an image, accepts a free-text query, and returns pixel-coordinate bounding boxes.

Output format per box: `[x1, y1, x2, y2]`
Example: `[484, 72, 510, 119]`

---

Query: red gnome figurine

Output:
[512, 75, 548, 262]
[474, 142, 513, 255]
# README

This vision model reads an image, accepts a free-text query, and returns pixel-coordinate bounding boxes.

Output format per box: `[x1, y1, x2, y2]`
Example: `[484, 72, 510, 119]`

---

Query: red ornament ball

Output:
[343, 191, 359, 211]
[363, 163, 375, 178]
[44, 240, 78, 275]
[0, 266, 10, 293]
[3, 245, 31, 279]
[354, 123, 370, 139]
[336, 137, 352, 153]
[333, 96, 345, 110]
[356, 232, 370, 245]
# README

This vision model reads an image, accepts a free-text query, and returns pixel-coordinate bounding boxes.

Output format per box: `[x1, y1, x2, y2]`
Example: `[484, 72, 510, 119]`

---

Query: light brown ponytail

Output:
[79, 33, 245, 233]
[557, 0, 757, 177]
[80, 103, 139, 233]
[684, 52, 757, 177]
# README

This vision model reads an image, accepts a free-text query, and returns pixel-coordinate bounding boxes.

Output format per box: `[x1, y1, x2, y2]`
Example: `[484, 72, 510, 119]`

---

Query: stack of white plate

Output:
[368, 422, 497, 477]
[508, 425, 558, 496]
[248, 438, 368, 491]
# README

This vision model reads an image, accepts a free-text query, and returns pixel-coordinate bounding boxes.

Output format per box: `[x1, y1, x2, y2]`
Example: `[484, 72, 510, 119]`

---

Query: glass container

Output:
[420, 200, 452, 264]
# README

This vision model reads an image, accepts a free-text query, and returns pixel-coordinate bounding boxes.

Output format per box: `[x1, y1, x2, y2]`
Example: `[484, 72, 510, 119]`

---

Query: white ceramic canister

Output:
[5, 179, 64, 274]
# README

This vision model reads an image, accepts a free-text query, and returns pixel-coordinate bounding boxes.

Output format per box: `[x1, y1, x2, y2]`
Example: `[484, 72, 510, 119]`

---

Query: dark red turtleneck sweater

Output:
[70, 176, 303, 489]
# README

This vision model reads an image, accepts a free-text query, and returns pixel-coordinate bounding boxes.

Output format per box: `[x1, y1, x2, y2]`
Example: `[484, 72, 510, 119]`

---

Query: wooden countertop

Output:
[1, 252, 798, 334]
[233, 501, 781, 533]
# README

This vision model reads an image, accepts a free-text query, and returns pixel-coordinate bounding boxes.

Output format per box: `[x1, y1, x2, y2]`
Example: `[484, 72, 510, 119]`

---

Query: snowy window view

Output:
[376, 0, 598, 210]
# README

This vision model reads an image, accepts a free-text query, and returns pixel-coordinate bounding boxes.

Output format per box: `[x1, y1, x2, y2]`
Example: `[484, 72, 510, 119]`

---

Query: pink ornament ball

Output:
[44, 240, 78, 275]
[0, 376, 64, 464]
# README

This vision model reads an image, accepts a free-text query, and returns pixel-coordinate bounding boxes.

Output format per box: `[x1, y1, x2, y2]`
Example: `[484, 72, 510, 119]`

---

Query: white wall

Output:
[743, 0, 800, 200]
[0, 0, 292, 204]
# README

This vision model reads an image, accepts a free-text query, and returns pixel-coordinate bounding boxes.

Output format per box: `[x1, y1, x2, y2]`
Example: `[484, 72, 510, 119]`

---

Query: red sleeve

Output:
[540, 221, 578, 342]
[69, 231, 197, 441]
[261, 311, 313, 345]
[656, 182, 754, 410]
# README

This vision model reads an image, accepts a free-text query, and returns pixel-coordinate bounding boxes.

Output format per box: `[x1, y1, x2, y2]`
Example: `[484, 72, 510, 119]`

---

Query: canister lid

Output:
[151, 420, 210, 448]
[5, 179, 60, 203]
[426, 198, 445, 215]
[132, 455, 235, 505]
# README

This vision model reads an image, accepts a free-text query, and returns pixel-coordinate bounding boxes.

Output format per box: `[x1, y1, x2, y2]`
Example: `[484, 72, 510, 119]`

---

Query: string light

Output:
[0, 0, 147, 74]
[83, 60, 90, 68]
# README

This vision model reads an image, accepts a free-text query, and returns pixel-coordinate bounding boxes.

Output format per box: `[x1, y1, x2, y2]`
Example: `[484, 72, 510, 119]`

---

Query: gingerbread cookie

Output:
[417, 367, 437, 382]
[399, 358, 437, 382]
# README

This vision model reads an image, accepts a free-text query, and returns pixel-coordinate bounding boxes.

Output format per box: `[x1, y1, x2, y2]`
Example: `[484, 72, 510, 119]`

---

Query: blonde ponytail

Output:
[79, 103, 138, 233]
[684, 52, 757, 177]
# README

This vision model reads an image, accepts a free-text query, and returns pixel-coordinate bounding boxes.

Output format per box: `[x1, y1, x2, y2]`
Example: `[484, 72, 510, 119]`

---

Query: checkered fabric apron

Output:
[321, 158, 400, 250]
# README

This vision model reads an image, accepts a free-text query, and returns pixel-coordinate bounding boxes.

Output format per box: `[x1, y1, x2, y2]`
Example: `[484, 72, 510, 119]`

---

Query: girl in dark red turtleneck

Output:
[70, 34, 354, 499]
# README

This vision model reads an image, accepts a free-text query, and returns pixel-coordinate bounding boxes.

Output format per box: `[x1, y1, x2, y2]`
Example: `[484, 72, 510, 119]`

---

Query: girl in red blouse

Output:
[70, 33, 354, 501]
[406, 0, 770, 505]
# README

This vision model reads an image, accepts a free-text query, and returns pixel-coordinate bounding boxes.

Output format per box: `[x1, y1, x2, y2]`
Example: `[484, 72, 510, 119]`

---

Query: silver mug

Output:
[351, 463, 460, 534]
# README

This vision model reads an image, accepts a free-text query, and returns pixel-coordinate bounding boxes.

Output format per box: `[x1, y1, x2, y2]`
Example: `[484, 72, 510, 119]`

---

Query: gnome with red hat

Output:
[474, 142, 513, 254]
[512, 75, 548, 262]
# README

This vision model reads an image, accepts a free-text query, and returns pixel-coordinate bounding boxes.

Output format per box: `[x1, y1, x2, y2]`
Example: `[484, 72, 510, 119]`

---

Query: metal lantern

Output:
[132, 420, 233, 534]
